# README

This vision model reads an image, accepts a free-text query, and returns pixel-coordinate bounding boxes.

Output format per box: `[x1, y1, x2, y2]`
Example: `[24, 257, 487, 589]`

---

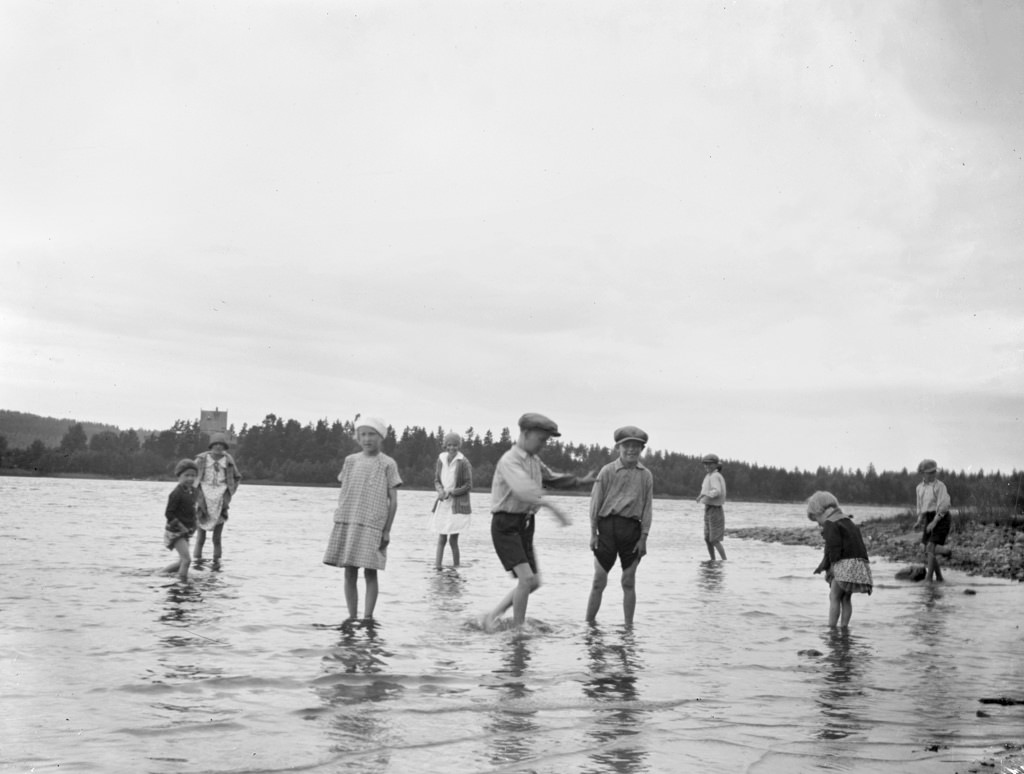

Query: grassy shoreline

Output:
[726, 512, 1024, 582]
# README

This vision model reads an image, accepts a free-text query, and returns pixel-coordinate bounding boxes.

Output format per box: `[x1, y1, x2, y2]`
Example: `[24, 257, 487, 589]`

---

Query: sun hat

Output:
[917, 458, 938, 474]
[614, 426, 648, 445]
[355, 416, 388, 439]
[174, 458, 198, 477]
[518, 413, 561, 437]
[701, 453, 720, 465]
[208, 432, 229, 450]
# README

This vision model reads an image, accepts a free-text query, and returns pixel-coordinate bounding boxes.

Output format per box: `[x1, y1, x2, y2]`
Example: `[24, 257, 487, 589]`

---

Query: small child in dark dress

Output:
[806, 491, 873, 629]
[163, 459, 199, 581]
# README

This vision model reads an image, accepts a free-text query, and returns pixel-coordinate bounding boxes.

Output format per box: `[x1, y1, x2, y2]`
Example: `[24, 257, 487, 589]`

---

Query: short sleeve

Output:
[386, 458, 403, 488]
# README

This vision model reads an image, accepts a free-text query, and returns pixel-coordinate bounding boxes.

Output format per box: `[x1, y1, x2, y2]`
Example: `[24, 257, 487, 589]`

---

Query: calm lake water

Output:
[2, 477, 1022, 774]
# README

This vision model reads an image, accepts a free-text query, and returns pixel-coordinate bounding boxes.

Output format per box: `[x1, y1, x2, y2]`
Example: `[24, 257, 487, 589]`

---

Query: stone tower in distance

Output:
[200, 407, 229, 436]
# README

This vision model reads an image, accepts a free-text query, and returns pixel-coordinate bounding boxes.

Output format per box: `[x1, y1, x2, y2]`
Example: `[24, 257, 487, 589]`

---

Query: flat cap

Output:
[917, 458, 938, 473]
[701, 453, 720, 465]
[518, 412, 561, 437]
[614, 426, 648, 445]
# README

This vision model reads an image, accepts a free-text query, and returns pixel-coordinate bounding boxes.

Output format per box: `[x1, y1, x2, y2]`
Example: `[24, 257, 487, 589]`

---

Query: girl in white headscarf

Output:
[806, 491, 873, 629]
[431, 432, 473, 569]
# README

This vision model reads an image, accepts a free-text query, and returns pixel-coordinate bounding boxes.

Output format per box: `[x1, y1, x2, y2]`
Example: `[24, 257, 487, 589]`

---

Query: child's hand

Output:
[545, 501, 572, 526]
[633, 535, 648, 558]
[589, 534, 599, 551]
[380, 531, 390, 550]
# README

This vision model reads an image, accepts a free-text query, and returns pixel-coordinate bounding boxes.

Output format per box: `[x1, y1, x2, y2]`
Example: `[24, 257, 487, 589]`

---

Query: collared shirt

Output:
[490, 444, 577, 514]
[699, 471, 727, 506]
[917, 479, 951, 515]
[589, 458, 654, 535]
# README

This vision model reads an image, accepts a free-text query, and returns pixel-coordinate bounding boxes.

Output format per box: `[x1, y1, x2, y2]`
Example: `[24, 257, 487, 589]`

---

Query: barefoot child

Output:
[697, 453, 727, 560]
[194, 432, 242, 561]
[431, 432, 473, 569]
[586, 426, 653, 625]
[914, 458, 952, 582]
[323, 417, 402, 622]
[807, 491, 873, 629]
[482, 413, 595, 630]
[163, 459, 200, 581]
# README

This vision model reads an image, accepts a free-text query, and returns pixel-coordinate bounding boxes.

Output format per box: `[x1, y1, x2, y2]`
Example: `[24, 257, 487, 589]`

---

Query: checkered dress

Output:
[323, 452, 402, 570]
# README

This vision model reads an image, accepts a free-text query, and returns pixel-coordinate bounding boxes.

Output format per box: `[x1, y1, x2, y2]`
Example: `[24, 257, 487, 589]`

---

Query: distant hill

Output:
[0, 410, 125, 449]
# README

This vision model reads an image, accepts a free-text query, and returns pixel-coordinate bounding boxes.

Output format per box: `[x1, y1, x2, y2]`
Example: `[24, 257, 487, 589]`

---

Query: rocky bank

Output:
[726, 513, 1024, 582]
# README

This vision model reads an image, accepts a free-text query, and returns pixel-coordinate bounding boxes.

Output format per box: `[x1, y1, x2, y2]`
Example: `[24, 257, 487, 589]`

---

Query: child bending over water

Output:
[807, 491, 872, 629]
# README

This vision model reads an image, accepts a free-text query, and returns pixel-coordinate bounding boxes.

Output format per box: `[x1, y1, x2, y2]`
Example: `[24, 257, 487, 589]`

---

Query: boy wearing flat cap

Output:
[914, 458, 952, 582]
[586, 426, 653, 625]
[482, 412, 596, 630]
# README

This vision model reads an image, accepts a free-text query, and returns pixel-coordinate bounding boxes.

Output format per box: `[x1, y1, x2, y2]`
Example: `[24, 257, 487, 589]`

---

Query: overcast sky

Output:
[2, 1, 1022, 475]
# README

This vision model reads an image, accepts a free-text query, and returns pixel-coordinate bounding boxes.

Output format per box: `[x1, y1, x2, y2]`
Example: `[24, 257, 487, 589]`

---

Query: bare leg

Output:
[449, 534, 461, 567]
[193, 528, 207, 559]
[343, 566, 359, 619]
[363, 569, 379, 619]
[621, 559, 639, 625]
[827, 580, 844, 629]
[435, 535, 447, 569]
[586, 560, 609, 622]
[163, 538, 191, 581]
[211, 522, 224, 559]
[486, 563, 539, 628]
[705, 540, 716, 560]
[840, 593, 853, 628]
[712, 541, 727, 560]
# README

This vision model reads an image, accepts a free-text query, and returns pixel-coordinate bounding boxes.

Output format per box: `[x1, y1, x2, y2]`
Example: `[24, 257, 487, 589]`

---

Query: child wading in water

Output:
[323, 417, 402, 622]
[193, 432, 242, 562]
[586, 426, 653, 625]
[431, 432, 473, 569]
[482, 412, 595, 630]
[163, 459, 200, 581]
[807, 491, 873, 628]
[914, 458, 952, 582]
[697, 453, 727, 560]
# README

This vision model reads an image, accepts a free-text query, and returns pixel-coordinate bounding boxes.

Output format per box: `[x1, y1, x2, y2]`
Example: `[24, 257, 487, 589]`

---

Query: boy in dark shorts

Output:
[482, 412, 595, 630]
[914, 458, 952, 582]
[586, 426, 653, 625]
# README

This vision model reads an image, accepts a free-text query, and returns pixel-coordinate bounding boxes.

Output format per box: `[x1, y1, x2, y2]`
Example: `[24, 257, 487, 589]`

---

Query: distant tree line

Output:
[1, 413, 1020, 511]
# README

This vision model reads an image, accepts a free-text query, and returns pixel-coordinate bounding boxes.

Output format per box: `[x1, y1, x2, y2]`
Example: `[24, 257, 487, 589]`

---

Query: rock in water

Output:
[895, 565, 927, 581]
[798, 649, 823, 657]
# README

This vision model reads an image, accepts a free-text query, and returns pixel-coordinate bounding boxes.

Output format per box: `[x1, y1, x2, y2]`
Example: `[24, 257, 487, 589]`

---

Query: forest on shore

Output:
[1, 411, 1020, 511]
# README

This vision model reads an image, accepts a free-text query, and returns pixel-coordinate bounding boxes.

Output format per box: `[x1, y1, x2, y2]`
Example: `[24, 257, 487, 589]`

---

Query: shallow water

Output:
[1, 477, 1021, 773]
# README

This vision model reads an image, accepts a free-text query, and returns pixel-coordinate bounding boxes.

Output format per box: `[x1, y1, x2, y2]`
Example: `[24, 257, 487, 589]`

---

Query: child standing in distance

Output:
[586, 426, 653, 625]
[323, 417, 402, 622]
[163, 459, 200, 581]
[807, 491, 873, 629]
[431, 432, 473, 569]
[914, 458, 952, 582]
[194, 432, 242, 562]
[697, 453, 727, 560]
[482, 413, 595, 630]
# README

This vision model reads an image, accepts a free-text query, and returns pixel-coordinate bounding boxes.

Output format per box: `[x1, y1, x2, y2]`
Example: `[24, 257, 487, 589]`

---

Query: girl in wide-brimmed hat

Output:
[193, 432, 242, 562]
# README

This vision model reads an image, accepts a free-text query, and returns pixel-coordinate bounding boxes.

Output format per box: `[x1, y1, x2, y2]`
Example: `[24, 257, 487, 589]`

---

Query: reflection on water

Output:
[815, 630, 872, 742]
[486, 635, 538, 767]
[427, 567, 468, 616]
[697, 560, 724, 594]
[582, 626, 648, 774]
[317, 622, 398, 772]
[154, 583, 227, 683]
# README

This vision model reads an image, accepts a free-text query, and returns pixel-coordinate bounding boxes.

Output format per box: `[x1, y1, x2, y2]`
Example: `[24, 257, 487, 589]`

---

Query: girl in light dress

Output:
[193, 432, 242, 561]
[431, 432, 473, 569]
[323, 417, 402, 622]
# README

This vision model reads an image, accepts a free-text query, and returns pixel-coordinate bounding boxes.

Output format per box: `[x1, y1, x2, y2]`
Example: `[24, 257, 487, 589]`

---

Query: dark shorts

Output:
[593, 515, 642, 573]
[921, 511, 951, 546]
[491, 512, 537, 574]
